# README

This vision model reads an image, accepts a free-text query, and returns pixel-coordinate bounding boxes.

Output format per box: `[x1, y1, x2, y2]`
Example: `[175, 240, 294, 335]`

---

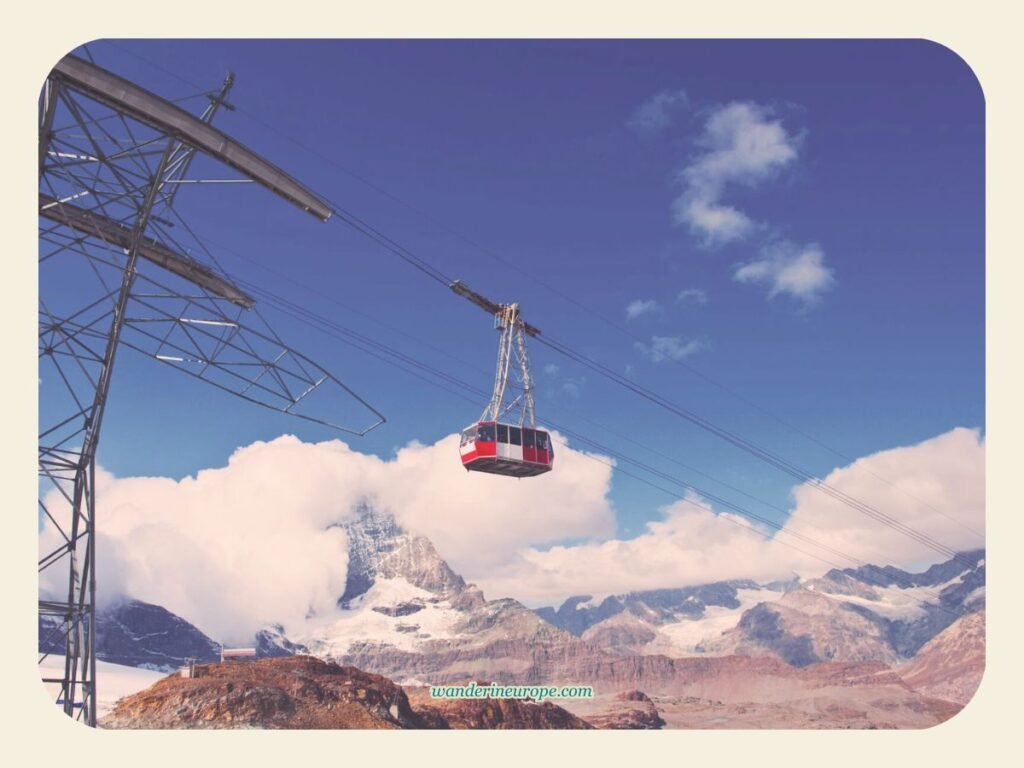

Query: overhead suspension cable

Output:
[535, 334, 975, 568]
[235, 273, 970, 619]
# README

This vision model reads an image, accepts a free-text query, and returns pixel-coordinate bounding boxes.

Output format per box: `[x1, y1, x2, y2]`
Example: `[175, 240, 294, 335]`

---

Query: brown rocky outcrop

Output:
[579, 690, 666, 729]
[100, 656, 590, 730]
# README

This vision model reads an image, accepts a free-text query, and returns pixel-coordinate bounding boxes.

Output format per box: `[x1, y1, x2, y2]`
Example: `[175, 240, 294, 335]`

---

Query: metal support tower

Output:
[38, 54, 384, 726]
[449, 280, 539, 427]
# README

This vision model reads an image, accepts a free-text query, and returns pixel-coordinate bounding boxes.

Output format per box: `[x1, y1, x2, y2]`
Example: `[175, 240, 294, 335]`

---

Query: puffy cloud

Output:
[481, 496, 806, 606]
[674, 102, 800, 247]
[476, 428, 985, 607]
[374, 433, 615, 577]
[627, 89, 689, 138]
[625, 299, 661, 320]
[783, 427, 984, 566]
[634, 335, 707, 363]
[734, 240, 835, 304]
[676, 288, 708, 305]
[38, 433, 615, 644]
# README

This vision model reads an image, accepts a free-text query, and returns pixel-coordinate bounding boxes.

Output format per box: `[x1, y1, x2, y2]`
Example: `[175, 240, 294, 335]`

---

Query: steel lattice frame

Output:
[448, 282, 539, 428]
[482, 303, 537, 428]
[38, 54, 384, 726]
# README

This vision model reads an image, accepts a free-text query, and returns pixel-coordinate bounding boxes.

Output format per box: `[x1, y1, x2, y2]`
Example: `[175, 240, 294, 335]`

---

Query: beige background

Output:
[2, 1, 1019, 764]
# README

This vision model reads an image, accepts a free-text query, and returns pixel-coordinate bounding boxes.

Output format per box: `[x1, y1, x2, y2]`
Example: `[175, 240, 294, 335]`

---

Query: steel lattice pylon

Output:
[449, 281, 540, 428]
[482, 303, 536, 427]
[38, 53, 384, 726]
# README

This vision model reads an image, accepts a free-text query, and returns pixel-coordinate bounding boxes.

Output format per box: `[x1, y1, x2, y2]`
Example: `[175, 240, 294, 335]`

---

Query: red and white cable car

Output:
[459, 421, 553, 477]
[450, 280, 554, 478]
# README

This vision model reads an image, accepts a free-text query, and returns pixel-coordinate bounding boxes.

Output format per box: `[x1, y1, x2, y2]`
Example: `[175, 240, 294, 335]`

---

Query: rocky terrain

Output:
[101, 656, 589, 729]
[563, 690, 666, 729]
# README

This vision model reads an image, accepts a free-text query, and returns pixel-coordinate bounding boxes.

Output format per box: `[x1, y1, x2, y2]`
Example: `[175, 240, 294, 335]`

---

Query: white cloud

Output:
[625, 299, 661, 320]
[674, 102, 800, 247]
[783, 427, 984, 566]
[634, 335, 707, 363]
[734, 240, 835, 304]
[543, 363, 560, 377]
[627, 89, 689, 138]
[479, 428, 985, 606]
[676, 288, 708, 305]
[38, 433, 616, 644]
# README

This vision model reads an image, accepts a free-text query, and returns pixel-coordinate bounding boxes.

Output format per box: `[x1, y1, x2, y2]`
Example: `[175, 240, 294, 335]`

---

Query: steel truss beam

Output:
[39, 195, 255, 308]
[50, 56, 332, 221]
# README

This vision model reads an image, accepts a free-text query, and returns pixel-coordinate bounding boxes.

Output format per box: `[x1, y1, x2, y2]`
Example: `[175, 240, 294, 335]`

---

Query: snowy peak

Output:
[825, 548, 985, 590]
[534, 551, 985, 664]
[719, 550, 987, 665]
[339, 503, 466, 606]
[536, 580, 763, 637]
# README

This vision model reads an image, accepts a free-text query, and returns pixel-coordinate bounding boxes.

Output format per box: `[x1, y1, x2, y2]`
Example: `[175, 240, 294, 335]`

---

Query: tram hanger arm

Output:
[449, 280, 541, 337]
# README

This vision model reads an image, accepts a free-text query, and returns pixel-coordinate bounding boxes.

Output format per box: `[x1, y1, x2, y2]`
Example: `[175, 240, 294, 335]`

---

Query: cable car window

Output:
[461, 428, 475, 445]
[478, 423, 496, 442]
[497, 424, 509, 443]
[524, 429, 536, 449]
[509, 427, 522, 446]
[535, 432, 547, 451]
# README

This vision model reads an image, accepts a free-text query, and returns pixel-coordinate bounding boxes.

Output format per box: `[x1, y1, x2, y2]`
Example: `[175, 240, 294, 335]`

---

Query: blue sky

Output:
[58, 39, 984, 542]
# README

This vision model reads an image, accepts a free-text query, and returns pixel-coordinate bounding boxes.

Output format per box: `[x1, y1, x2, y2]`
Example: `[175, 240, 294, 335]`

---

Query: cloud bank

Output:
[39, 427, 983, 634]
[481, 427, 984, 605]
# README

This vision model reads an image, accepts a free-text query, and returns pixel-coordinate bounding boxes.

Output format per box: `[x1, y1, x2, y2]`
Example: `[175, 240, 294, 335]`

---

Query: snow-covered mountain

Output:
[337, 502, 466, 607]
[536, 582, 785, 657]
[535, 550, 985, 665]
[279, 504, 571, 676]
[39, 599, 221, 671]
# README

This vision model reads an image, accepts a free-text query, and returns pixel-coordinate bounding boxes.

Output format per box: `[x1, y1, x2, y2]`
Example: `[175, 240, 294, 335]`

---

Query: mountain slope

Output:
[39, 599, 221, 671]
[898, 609, 985, 705]
[338, 504, 465, 606]
[290, 503, 579, 675]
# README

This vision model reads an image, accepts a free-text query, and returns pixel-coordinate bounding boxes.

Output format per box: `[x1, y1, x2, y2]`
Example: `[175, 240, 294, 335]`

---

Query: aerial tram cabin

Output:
[460, 421, 553, 477]
[449, 280, 553, 479]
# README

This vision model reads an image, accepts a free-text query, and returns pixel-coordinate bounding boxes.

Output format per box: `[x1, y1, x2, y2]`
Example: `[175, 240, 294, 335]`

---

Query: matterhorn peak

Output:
[338, 502, 466, 607]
